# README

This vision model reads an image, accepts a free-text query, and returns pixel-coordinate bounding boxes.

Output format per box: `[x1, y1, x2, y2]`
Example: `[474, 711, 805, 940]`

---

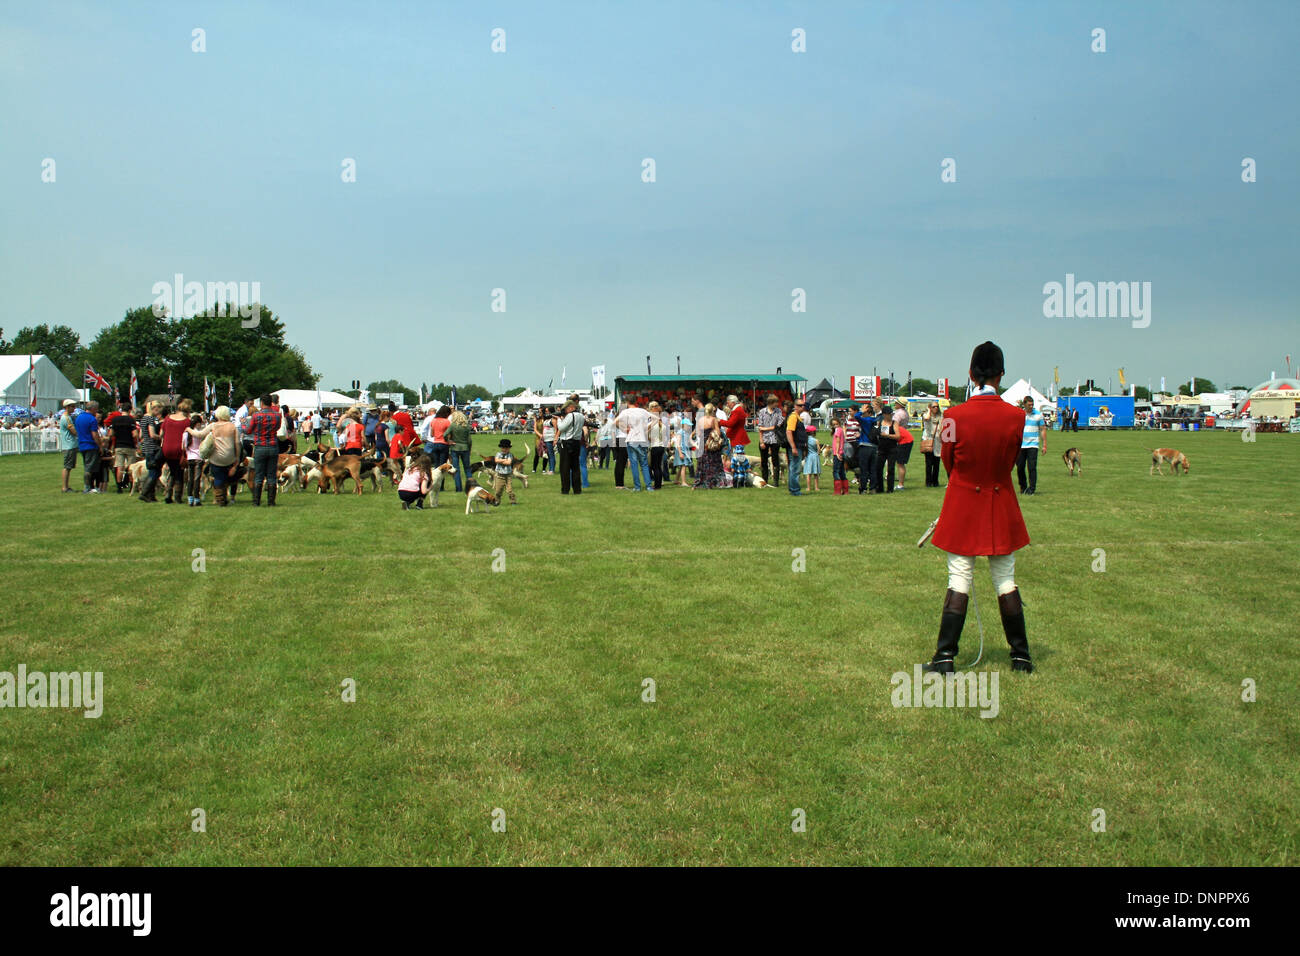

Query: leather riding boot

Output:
[252, 481, 262, 506]
[214, 485, 227, 507]
[138, 475, 157, 502]
[924, 589, 969, 674]
[998, 589, 1034, 672]
[267, 483, 277, 507]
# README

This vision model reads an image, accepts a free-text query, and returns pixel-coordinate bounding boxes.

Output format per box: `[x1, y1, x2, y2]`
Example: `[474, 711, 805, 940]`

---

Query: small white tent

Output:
[269, 388, 356, 411]
[0, 354, 80, 415]
[1000, 378, 1051, 410]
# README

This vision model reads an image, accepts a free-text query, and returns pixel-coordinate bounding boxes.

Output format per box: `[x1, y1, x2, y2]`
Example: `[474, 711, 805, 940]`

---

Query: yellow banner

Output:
[1117, 368, 1127, 387]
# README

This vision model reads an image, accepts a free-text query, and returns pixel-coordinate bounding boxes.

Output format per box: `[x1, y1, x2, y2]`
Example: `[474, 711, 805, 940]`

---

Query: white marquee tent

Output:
[0, 354, 80, 415]
[1000, 378, 1052, 410]
[269, 388, 357, 411]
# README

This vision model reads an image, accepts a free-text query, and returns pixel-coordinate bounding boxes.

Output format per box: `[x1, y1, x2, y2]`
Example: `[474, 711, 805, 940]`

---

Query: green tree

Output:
[1178, 378, 1217, 396]
[1058, 386, 1076, 396]
[366, 380, 419, 405]
[5, 323, 85, 382]
[910, 377, 937, 395]
[82, 306, 181, 400]
[1134, 385, 1152, 401]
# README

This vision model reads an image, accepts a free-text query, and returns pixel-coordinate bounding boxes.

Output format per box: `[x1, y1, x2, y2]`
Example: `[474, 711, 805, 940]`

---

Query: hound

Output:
[1062, 447, 1082, 476]
[424, 461, 458, 508]
[465, 482, 499, 514]
[1150, 448, 1190, 476]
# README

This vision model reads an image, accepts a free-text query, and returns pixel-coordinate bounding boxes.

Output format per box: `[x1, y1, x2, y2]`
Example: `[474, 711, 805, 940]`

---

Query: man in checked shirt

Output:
[244, 394, 283, 507]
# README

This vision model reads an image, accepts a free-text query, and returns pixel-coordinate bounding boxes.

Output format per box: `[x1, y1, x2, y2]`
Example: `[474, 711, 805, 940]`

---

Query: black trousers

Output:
[559, 438, 583, 494]
[650, 447, 665, 489]
[1016, 448, 1038, 493]
[614, 446, 628, 487]
[875, 445, 894, 493]
[760, 443, 782, 483]
[925, 451, 942, 487]
[855, 443, 877, 493]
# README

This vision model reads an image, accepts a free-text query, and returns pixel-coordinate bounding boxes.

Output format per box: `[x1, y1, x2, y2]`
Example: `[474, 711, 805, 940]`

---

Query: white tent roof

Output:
[1000, 378, 1051, 409]
[0, 354, 80, 415]
[270, 388, 356, 411]
[498, 389, 564, 407]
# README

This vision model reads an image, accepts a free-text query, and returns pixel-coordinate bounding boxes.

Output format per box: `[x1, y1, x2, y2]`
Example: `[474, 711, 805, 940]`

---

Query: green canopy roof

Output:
[615, 374, 804, 383]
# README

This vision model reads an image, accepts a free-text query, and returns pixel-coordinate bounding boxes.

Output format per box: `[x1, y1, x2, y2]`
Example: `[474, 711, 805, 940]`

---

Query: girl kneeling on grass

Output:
[398, 454, 433, 510]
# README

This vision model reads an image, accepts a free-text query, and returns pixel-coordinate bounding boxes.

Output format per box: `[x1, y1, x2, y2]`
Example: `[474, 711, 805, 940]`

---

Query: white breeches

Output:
[946, 552, 1017, 596]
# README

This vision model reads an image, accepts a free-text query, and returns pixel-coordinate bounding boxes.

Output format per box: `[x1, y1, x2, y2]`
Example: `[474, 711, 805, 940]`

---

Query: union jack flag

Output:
[84, 365, 112, 394]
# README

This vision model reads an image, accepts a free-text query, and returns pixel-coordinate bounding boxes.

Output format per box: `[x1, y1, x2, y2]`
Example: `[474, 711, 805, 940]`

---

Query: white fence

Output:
[0, 428, 62, 455]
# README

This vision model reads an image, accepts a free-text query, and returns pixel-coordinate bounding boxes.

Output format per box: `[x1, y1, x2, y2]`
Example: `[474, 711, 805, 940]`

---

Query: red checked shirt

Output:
[246, 408, 282, 447]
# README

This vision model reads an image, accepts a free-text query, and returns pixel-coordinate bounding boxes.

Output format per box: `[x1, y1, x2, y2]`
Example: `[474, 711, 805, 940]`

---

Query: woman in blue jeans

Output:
[447, 410, 473, 491]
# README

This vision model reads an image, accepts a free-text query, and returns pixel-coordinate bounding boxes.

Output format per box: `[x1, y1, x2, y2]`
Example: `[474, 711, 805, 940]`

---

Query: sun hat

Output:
[62, 399, 76, 407]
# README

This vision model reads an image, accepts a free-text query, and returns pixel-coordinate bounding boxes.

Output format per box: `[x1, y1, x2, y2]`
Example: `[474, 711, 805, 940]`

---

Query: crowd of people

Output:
[45, 380, 1070, 506]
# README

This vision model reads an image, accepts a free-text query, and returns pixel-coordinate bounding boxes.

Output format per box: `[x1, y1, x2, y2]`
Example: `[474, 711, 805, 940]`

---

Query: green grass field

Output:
[1, 429, 1295, 865]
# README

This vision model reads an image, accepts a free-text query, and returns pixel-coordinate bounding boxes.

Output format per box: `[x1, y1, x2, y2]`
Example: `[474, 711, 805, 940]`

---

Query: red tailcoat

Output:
[931, 394, 1030, 556]
[719, 405, 750, 446]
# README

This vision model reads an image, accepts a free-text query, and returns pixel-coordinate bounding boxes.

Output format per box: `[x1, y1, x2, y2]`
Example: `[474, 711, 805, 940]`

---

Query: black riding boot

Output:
[998, 589, 1034, 672]
[267, 483, 277, 507]
[252, 481, 263, 506]
[924, 589, 968, 674]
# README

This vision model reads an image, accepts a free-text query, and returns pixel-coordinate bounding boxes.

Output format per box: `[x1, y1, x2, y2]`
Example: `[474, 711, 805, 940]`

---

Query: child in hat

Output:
[492, 439, 518, 505]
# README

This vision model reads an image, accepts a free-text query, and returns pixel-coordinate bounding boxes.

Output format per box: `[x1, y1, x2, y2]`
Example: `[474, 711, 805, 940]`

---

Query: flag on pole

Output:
[1054, 366, 1060, 385]
[83, 365, 112, 394]
[228, 379, 233, 402]
[498, 365, 504, 389]
[130, 369, 138, 408]
[1160, 376, 1166, 393]
[450, 386, 456, 408]
[938, 377, 949, 399]
[561, 366, 566, 388]
[204, 377, 211, 414]
[1117, 368, 1127, 388]
[28, 355, 37, 409]
[167, 373, 175, 405]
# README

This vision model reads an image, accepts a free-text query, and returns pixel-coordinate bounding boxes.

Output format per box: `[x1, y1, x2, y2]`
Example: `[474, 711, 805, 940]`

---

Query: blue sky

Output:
[2, 0, 1296, 394]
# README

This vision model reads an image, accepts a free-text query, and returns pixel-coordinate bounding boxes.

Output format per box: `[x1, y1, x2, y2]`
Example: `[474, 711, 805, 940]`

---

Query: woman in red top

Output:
[924, 342, 1033, 674]
[340, 410, 365, 456]
[160, 398, 194, 504]
[427, 407, 452, 467]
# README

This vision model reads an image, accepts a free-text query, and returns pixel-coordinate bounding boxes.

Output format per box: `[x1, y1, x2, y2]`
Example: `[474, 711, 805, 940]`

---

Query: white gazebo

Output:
[270, 388, 356, 411]
[1000, 378, 1052, 410]
[0, 354, 80, 415]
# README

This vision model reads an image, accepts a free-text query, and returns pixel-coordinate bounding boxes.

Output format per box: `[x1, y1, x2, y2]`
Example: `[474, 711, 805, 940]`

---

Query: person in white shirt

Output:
[614, 403, 654, 491]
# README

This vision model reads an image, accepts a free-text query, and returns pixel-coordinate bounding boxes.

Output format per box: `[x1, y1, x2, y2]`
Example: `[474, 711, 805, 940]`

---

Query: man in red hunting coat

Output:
[924, 341, 1034, 674]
